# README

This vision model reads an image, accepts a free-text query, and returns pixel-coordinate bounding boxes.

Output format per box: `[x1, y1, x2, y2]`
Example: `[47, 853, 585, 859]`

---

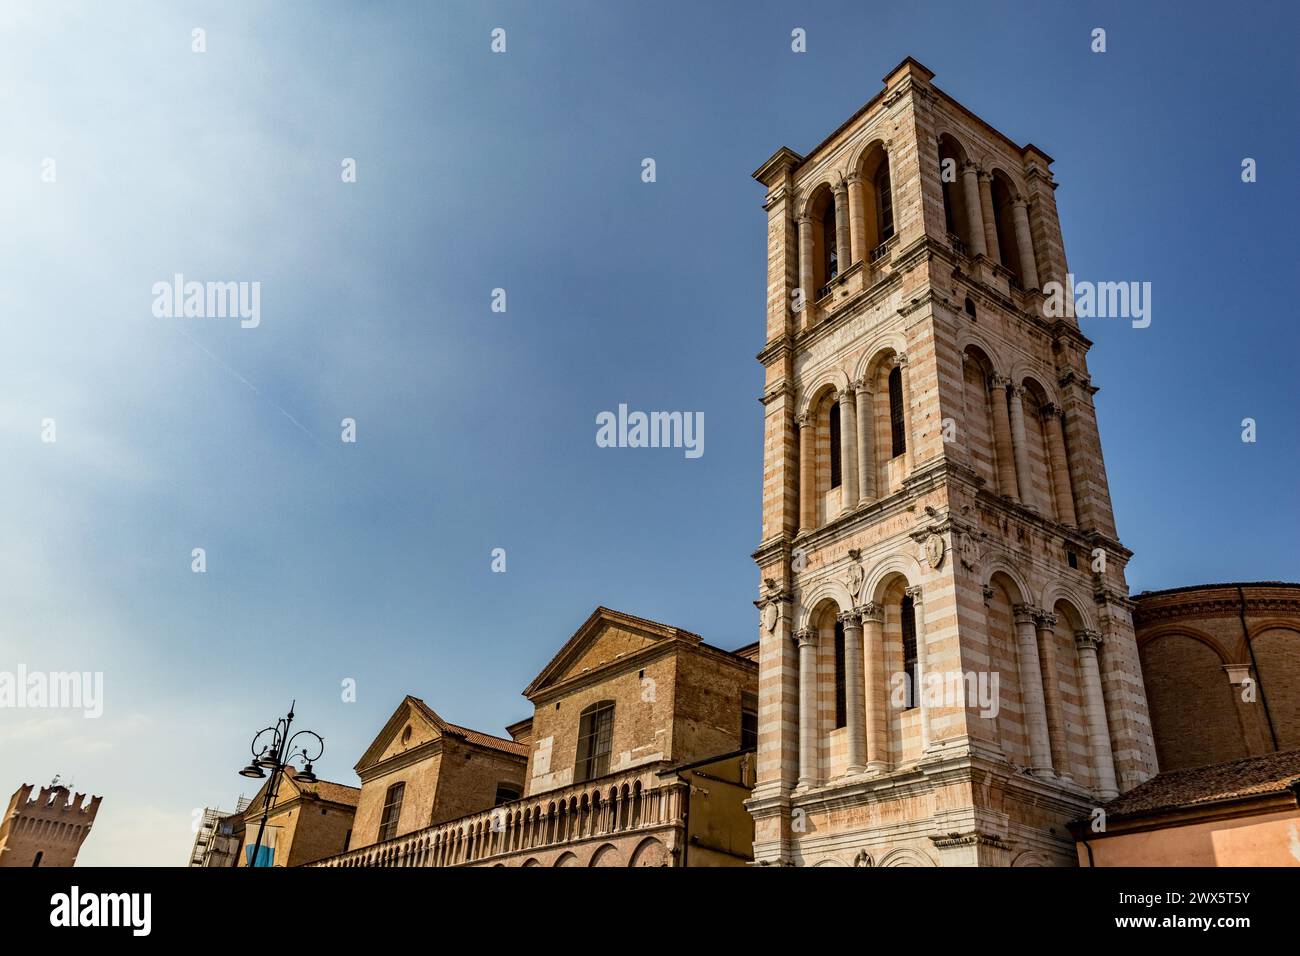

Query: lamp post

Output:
[238, 701, 324, 867]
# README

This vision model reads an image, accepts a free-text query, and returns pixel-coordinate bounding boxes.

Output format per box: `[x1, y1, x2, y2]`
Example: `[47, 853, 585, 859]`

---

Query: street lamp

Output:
[239, 701, 324, 867]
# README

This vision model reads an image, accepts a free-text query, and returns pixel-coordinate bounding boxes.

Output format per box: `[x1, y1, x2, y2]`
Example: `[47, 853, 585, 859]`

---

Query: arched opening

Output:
[938, 134, 971, 251]
[960, 346, 998, 489]
[985, 572, 1029, 766]
[989, 171, 1024, 284]
[807, 185, 837, 298]
[1019, 378, 1055, 517]
[855, 144, 893, 259]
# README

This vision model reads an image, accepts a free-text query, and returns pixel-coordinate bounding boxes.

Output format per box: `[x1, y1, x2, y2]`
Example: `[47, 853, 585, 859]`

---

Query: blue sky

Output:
[1, 1, 1296, 865]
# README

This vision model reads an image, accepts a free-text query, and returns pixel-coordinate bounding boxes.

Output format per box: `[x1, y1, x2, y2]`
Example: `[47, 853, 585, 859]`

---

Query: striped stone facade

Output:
[746, 57, 1158, 867]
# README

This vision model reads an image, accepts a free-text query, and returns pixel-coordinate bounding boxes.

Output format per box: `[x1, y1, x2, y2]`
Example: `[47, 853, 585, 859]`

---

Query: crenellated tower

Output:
[0, 781, 102, 867]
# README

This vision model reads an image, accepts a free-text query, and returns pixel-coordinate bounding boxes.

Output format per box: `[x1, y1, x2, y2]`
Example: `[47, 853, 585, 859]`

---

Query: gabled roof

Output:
[245, 767, 359, 817]
[522, 606, 704, 699]
[354, 695, 527, 774]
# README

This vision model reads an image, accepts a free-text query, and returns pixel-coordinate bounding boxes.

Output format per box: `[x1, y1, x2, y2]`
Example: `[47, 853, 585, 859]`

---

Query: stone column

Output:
[1034, 610, 1069, 779]
[795, 627, 819, 789]
[861, 603, 888, 772]
[960, 162, 987, 257]
[797, 412, 815, 534]
[846, 174, 866, 266]
[1010, 199, 1040, 290]
[797, 216, 814, 327]
[977, 170, 1001, 264]
[1007, 384, 1033, 508]
[1076, 629, 1119, 799]
[838, 387, 858, 515]
[1042, 403, 1078, 527]
[907, 586, 932, 752]
[841, 610, 867, 773]
[1013, 604, 1053, 775]
[833, 182, 851, 275]
[989, 376, 1019, 503]
[854, 379, 874, 505]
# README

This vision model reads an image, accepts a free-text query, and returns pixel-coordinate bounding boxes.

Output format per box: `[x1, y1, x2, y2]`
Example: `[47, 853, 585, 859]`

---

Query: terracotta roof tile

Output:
[1101, 749, 1300, 820]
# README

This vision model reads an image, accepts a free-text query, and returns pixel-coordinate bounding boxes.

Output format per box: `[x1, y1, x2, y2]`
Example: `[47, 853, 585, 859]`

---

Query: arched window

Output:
[494, 784, 521, 806]
[833, 618, 847, 728]
[822, 207, 838, 281]
[378, 782, 404, 842]
[575, 701, 615, 783]
[901, 595, 918, 709]
[888, 365, 906, 458]
[828, 402, 842, 488]
[875, 166, 894, 242]
[964, 296, 977, 319]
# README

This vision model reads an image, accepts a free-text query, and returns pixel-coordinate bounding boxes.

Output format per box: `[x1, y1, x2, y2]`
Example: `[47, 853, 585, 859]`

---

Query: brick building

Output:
[746, 57, 1157, 867]
[238, 768, 358, 867]
[0, 782, 101, 867]
[313, 606, 758, 867]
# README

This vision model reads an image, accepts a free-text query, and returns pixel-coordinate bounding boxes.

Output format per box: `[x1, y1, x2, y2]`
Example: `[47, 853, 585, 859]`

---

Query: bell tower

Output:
[746, 58, 1157, 867]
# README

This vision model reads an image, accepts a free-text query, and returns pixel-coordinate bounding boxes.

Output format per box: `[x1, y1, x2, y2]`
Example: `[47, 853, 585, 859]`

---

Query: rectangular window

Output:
[877, 169, 894, 241]
[575, 702, 615, 783]
[901, 596, 918, 710]
[378, 782, 404, 842]
[494, 784, 520, 806]
[889, 366, 907, 458]
[741, 692, 758, 750]
[834, 620, 847, 728]
[829, 402, 842, 488]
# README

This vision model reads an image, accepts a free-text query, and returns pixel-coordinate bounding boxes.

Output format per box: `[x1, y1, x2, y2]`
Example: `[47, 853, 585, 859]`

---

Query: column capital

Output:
[960, 160, 980, 175]
[989, 373, 1012, 390]
[837, 609, 862, 627]
[904, 585, 923, 604]
[795, 411, 812, 428]
[978, 168, 994, 182]
[844, 171, 863, 186]
[1008, 383, 1026, 399]
[796, 214, 814, 227]
[1012, 603, 1040, 625]
[859, 602, 885, 624]
[890, 352, 909, 369]
[1041, 401, 1063, 418]
[851, 376, 871, 394]
[832, 180, 849, 197]
[1075, 628, 1104, 651]
[1011, 196, 1029, 210]
[981, 584, 996, 605]
[1033, 609, 1058, 629]
[794, 627, 817, 648]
